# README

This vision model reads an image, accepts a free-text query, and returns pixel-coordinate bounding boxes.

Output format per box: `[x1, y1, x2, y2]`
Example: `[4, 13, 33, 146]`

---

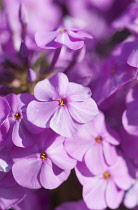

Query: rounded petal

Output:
[75, 161, 94, 185]
[12, 157, 42, 189]
[122, 106, 138, 136]
[55, 32, 84, 50]
[12, 121, 36, 148]
[68, 30, 93, 39]
[106, 179, 124, 209]
[68, 98, 99, 123]
[83, 177, 107, 209]
[103, 141, 118, 165]
[85, 145, 108, 175]
[127, 47, 138, 67]
[0, 185, 25, 210]
[47, 144, 76, 170]
[50, 106, 79, 137]
[40, 159, 70, 189]
[35, 31, 59, 49]
[124, 182, 138, 208]
[34, 78, 57, 101]
[66, 82, 92, 101]
[34, 73, 69, 100]
[110, 157, 132, 190]
[27, 100, 59, 128]
[64, 137, 91, 161]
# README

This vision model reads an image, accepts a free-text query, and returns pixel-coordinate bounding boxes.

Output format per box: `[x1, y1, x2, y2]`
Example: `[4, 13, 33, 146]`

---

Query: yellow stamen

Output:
[59, 99, 65, 106]
[59, 29, 66, 33]
[14, 113, 21, 120]
[95, 136, 102, 143]
[103, 172, 110, 179]
[40, 152, 47, 160]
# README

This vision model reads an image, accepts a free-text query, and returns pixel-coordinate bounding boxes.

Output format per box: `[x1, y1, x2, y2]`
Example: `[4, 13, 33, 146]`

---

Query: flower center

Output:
[59, 99, 65, 106]
[103, 172, 110, 179]
[95, 136, 102, 143]
[40, 152, 47, 160]
[14, 112, 21, 120]
[59, 29, 66, 33]
[110, 65, 116, 74]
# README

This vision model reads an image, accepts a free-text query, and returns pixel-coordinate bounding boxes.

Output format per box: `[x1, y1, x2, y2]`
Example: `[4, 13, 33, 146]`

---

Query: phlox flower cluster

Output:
[0, 0, 138, 210]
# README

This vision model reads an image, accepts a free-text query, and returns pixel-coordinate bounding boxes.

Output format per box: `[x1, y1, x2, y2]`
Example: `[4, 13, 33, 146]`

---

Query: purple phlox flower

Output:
[75, 156, 132, 209]
[0, 171, 26, 210]
[122, 83, 138, 136]
[11, 188, 51, 210]
[35, 17, 93, 50]
[65, 111, 120, 174]
[91, 54, 137, 105]
[55, 199, 103, 210]
[4, 0, 61, 50]
[112, 2, 138, 35]
[0, 97, 10, 143]
[11, 129, 76, 189]
[5, 93, 42, 148]
[27, 72, 98, 137]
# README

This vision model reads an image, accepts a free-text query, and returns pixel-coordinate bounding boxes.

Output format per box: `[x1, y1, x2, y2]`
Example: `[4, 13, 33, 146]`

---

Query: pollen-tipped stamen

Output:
[103, 172, 110, 179]
[14, 113, 21, 120]
[59, 29, 66, 33]
[95, 136, 102, 143]
[59, 99, 65, 106]
[40, 152, 47, 160]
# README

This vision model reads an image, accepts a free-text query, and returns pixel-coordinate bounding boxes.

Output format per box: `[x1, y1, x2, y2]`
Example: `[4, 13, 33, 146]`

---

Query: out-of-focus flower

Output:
[35, 17, 93, 50]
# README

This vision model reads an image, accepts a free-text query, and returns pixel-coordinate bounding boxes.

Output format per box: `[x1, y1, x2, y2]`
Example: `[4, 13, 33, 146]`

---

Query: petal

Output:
[68, 30, 93, 39]
[35, 31, 59, 49]
[103, 141, 118, 165]
[12, 121, 36, 148]
[27, 101, 59, 128]
[50, 72, 69, 97]
[66, 82, 92, 101]
[110, 157, 132, 190]
[50, 106, 79, 137]
[47, 144, 76, 170]
[0, 97, 10, 124]
[106, 179, 124, 209]
[40, 159, 70, 189]
[122, 106, 138, 136]
[127, 47, 138, 67]
[75, 161, 94, 185]
[0, 185, 25, 210]
[83, 177, 107, 209]
[124, 182, 138, 208]
[84, 145, 108, 175]
[68, 98, 99, 123]
[64, 137, 91, 161]
[34, 78, 57, 101]
[55, 32, 84, 50]
[34, 73, 69, 100]
[12, 157, 42, 189]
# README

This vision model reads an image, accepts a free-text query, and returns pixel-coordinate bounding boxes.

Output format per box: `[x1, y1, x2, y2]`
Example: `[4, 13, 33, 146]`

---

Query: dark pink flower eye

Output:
[95, 135, 103, 143]
[40, 152, 47, 160]
[14, 112, 21, 120]
[103, 172, 110, 179]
